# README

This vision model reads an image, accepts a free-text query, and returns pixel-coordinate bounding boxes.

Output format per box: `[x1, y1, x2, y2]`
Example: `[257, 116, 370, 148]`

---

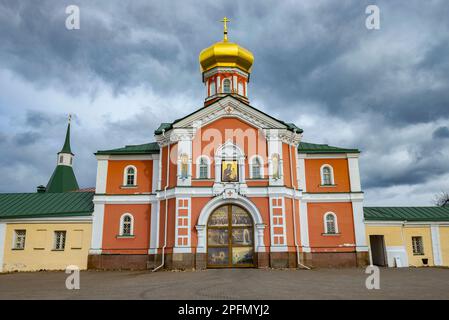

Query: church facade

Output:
[88, 22, 369, 270]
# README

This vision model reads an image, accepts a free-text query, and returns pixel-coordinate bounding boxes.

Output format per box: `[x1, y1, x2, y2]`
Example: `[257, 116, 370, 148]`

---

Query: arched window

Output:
[124, 166, 137, 186]
[321, 165, 334, 186]
[223, 79, 231, 93]
[198, 156, 209, 179]
[250, 156, 263, 179]
[120, 214, 134, 236]
[59, 155, 63, 164]
[324, 212, 338, 234]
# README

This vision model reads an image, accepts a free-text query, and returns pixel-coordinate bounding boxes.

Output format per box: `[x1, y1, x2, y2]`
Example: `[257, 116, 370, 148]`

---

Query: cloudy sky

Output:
[0, 0, 448, 206]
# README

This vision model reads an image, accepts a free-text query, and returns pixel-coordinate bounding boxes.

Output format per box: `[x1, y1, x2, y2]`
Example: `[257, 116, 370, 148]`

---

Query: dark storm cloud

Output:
[433, 126, 449, 139]
[0, 0, 449, 203]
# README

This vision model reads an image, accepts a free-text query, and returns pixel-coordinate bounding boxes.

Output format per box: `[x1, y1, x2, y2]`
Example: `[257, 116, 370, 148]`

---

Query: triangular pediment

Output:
[172, 95, 291, 131]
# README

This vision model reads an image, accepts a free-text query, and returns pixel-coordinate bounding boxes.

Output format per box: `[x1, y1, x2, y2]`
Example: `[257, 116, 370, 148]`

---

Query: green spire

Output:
[59, 115, 73, 154]
[46, 165, 79, 193]
[46, 115, 79, 193]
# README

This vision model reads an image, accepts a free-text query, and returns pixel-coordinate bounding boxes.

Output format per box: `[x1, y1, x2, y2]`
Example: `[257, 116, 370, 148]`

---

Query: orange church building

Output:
[88, 20, 368, 270]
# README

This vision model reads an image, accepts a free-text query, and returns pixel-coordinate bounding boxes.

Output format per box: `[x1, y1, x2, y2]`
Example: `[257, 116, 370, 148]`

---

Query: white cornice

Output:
[2, 216, 92, 223]
[301, 192, 364, 202]
[96, 154, 159, 161]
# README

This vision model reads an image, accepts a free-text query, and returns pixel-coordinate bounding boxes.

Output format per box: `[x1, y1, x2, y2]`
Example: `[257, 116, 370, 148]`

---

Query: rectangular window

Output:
[412, 236, 424, 255]
[54, 231, 66, 250]
[13, 230, 26, 250]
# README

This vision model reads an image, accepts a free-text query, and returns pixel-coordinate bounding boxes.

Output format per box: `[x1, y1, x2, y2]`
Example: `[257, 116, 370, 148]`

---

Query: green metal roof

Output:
[364, 207, 449, 222]
[154, 95, 304, 135]
[298, 142, 360, 154]
[59, 122, 73, 154]
[0, 191, 94, 220]
[46, 165, 79, 193]
[154, 123, 173, 135]
[96, 142, 160, 155]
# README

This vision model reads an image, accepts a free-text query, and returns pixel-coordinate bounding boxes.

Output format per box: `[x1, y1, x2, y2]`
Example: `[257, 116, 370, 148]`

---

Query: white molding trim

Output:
[365, 220, 449, 226]
[302, 192, 364, 202]
[96, 154, 159, 161]
[196, 195, 266, 253]
[0, 223, 6, 273]
[0, 216, 92, 223]
[431, 225, 443, 266]
[298, 153, 349, 159]
[94, 194, 157, 204]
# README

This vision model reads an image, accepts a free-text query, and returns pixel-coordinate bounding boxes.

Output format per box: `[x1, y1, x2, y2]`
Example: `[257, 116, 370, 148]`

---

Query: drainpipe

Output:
[153, 129, 170, 272]
[288, 131, 310, 270]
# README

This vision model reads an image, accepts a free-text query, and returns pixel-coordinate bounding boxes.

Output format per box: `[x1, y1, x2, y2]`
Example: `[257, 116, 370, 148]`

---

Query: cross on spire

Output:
[221, 17, 230, 41]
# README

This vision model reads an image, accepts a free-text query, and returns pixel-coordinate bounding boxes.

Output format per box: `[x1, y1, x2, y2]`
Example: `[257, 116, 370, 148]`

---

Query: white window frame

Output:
[323, 212, 338, 234]
[320, 164, 335, 186]
[13, 230, 26, 250]
[53, 230, 66, 250]
[249, 155, 264, 179]
[123, 165, 137, 186]
[196, 155, 211, 179]
[119, 213, 134, 236]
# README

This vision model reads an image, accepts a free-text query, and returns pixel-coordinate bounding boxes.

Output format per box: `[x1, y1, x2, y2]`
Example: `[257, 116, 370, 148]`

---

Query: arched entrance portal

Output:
[207, 204, 254, 268]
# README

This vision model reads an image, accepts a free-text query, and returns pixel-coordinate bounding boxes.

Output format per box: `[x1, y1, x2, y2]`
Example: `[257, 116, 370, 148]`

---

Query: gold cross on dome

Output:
[220, 17, 230, 41]
[68, 114, 72, 124]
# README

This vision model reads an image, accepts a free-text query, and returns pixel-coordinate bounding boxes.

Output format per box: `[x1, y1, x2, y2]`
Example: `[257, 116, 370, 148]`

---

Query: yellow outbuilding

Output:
[364, 207, 449, 267]
[0, 191, 93, 272]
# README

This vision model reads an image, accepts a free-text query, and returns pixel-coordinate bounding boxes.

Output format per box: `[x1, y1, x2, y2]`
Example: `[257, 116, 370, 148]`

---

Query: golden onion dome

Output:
[199, 17, 254, 74]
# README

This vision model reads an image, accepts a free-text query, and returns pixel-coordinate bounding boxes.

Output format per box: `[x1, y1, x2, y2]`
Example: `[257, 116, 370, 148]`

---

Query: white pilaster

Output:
[431, 225, 443, 266]
[256, 224, 266, 252]
[352, 199, 368, 252]
[347, 154, 362, 192]
[196, 225, 206, 253]
[152, 155, 159, 193]
[297, 153, 307, 192]
[89, 202, 105, 254]
[149, 201, 160, 254]
[0, 223, 6, 272]
[95, 159, 108, 194]
[299, 200, 310, 252]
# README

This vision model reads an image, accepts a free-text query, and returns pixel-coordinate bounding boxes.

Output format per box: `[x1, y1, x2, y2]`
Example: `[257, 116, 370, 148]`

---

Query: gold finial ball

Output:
[199, 18, 254, 74]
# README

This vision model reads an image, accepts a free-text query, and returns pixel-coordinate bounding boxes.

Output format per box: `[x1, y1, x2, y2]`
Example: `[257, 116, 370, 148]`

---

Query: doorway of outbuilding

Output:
[369, 235, 387, 267]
